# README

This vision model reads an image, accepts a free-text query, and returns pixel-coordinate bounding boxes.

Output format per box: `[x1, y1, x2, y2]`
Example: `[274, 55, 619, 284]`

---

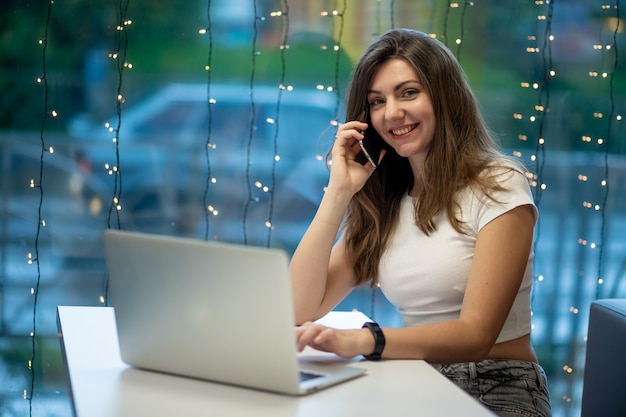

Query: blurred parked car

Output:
[68, 83, 342, 249]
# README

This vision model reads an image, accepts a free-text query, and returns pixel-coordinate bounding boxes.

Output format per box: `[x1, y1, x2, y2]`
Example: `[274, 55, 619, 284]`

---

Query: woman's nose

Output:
[385, 100, 404, 120]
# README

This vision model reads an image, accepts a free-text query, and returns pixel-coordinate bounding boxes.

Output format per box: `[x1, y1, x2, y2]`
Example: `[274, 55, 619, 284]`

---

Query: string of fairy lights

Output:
[595, 1, 621, 300]
[241, 0, 262, 246]
[451, 1, 474, 62]
[515, 0, 554, 265]
[330, 0, 347, 122]
[102, 0, 132, 308]
[441, 1, 470, 50]
[315, 5, 346, 139]
[264, 0, 291, 248]
[456, 1, 472, 61]
[202, 1, 215, 241]
[105, 0, 132, 232]
[532, 0, 553, 208]
[439, 2, 475, 64]
[26, 1, 56, 415]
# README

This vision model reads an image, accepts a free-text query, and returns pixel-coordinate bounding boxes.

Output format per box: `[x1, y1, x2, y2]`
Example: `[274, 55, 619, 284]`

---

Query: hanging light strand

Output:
[523, 2, 553, 293]
[440, 2, 474, 63]
[106, 0, 131, 231]
[524, 3, 554, 309]
[531, 0, 554, 208]
[528, 0, 554, 327]
[27, 2, 55, 414]
[104, 0, 132, 307]
[598, 0, 620, 299]
[264, 0, 291, 248]
[242, 0, 261, 245]
[456, 1, 474, 61]
[332, 0, 348, 123]
[203, 0, 215, 241]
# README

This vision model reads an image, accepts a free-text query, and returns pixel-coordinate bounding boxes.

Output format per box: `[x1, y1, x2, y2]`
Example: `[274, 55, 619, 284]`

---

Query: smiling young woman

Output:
[289, 29, 551, 417]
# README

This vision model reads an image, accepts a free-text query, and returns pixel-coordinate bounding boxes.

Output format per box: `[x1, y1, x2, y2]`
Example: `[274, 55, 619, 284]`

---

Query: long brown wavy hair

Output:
[342, 29, 520, 287]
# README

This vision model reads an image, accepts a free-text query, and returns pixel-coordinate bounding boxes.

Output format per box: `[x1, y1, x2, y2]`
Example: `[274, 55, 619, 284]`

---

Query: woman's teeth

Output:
[391, 124, 416, 136]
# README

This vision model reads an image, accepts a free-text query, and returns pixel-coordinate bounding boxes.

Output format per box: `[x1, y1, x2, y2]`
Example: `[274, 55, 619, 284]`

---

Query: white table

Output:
[57, 306, 494, 417]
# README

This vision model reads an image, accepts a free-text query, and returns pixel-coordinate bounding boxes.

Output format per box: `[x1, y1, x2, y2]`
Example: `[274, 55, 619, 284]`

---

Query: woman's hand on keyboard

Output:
[295, 322, 375, 359]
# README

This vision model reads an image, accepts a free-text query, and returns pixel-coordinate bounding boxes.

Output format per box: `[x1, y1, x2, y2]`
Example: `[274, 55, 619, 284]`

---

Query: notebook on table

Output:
[103, 229, 367, 395]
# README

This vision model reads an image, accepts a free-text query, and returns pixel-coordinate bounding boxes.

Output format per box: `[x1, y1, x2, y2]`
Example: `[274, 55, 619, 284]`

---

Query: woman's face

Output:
[367, 58, 436, 169]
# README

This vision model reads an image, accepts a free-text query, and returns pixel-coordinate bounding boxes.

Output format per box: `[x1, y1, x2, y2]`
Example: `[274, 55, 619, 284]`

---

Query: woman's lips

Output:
[390, 123, 418, 137]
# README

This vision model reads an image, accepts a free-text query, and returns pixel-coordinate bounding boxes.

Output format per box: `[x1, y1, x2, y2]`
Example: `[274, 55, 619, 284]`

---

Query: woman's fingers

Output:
[333, 121, 370, 162]
[335, 121, 368, 144]
[326, 120, 379, 193]
[296, 322, 338, 350]
[295, 323, 365, 358]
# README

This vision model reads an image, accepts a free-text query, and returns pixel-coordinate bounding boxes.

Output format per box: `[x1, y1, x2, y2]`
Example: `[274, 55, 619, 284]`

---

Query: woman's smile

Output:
[390, 123, 419, 138]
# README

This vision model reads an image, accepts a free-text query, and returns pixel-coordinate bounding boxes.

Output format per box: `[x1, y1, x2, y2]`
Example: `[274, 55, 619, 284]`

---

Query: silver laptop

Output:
[104, 229, 366, 395]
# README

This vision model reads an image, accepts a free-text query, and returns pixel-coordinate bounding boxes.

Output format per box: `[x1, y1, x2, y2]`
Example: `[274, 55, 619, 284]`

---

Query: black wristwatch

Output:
[362, 322, 385, 361]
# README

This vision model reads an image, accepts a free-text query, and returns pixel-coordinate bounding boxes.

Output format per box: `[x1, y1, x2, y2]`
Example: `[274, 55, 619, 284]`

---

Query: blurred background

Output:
[1, 1, 624, 416]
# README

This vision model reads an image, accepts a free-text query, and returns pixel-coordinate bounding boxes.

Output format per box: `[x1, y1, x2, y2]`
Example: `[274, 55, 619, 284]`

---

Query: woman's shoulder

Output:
[462, 157, 537, 228]
[462, 156, 535, 204]
[474, 157, 532, 190]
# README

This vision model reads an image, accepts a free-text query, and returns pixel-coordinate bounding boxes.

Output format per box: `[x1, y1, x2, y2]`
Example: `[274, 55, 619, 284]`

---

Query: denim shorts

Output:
[431, 359, 552, 417]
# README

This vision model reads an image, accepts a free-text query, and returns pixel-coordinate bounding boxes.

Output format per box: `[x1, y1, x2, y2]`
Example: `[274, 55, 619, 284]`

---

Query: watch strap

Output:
[362, 321, 385, 361]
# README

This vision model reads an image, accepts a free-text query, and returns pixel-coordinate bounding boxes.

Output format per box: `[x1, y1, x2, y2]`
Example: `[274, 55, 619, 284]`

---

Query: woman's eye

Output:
[369, 98, 384, 106]
[403, 89, 418, 98]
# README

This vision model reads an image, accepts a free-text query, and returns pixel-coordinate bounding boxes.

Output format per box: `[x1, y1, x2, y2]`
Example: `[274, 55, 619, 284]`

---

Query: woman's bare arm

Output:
[289, 119, 377, 324]
[296, 204, 536, 363]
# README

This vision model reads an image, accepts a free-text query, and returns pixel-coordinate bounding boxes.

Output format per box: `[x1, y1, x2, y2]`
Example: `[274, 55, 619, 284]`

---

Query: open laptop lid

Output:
[104, 230, 365, 395]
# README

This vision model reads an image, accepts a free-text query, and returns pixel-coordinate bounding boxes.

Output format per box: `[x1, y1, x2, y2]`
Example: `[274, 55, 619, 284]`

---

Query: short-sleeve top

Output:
[377, 165, 537, 343]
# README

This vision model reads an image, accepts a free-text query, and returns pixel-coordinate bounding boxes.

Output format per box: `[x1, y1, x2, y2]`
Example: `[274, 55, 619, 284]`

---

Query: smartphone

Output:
[355, 120, 385, 168]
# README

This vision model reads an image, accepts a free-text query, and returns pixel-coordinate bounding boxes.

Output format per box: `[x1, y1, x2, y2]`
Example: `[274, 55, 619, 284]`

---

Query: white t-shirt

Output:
[377, 165, 537, 343]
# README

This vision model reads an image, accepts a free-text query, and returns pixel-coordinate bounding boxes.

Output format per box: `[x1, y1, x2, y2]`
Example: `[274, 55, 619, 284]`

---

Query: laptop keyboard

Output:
[299, 371, 323, 382]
